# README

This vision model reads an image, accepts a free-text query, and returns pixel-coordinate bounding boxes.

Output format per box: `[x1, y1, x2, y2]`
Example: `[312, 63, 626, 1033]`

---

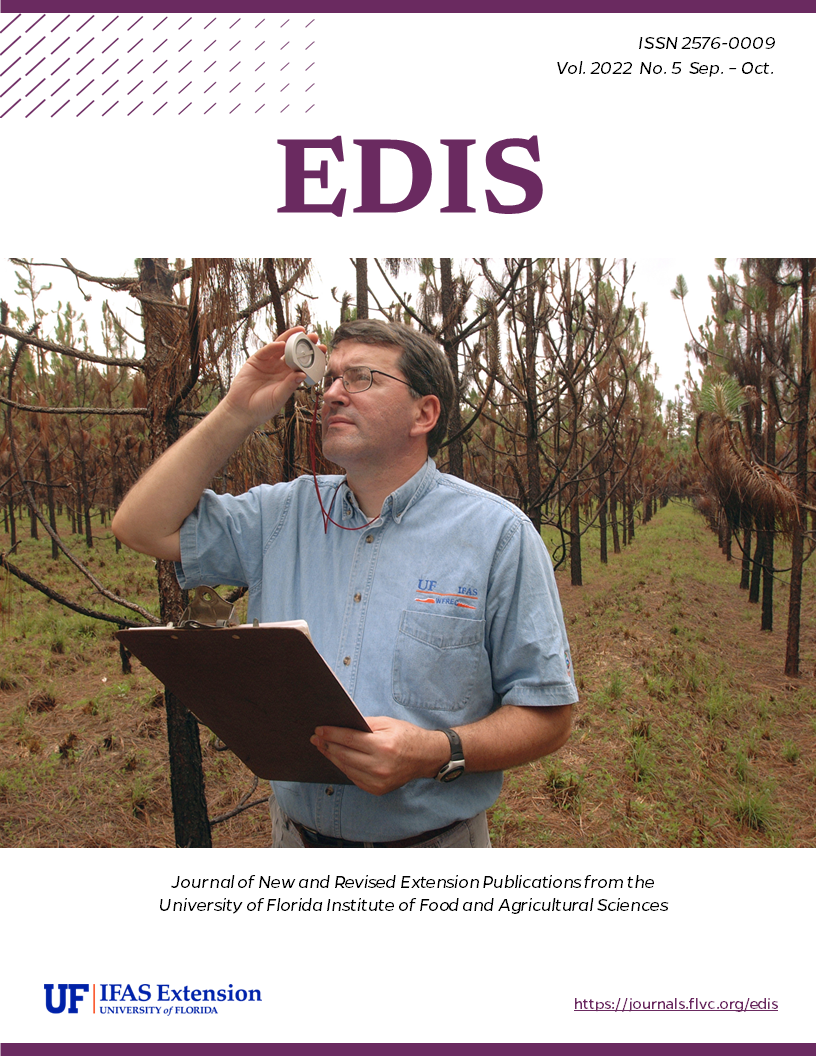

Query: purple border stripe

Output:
[3, 1047, 816, 1056]
[3, 0, 816, 11]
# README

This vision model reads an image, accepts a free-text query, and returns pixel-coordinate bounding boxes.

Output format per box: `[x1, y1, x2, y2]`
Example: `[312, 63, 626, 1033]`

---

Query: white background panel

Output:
[2, 8, 813, 1048]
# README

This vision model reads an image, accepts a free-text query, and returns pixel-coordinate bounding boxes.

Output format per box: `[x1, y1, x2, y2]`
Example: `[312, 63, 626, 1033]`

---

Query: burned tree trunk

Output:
[440, 258, 463, 479]
[523, 260, 542, 532]
[355, 258, 369, 320]
[139, 258, 211, 848]
[785, 258, 813, 674]
[264, 258, 297, 483]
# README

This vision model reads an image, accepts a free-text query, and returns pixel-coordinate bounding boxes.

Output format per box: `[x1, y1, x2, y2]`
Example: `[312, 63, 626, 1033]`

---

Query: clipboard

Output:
[116, 622, 370, 783]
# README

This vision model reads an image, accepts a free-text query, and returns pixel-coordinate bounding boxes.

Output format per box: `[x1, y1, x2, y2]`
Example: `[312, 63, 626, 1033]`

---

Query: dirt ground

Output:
[1, 502, 814, 847]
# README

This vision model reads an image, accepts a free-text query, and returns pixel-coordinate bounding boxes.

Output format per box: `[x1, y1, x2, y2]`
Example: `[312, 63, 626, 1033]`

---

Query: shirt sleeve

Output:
[486, 516, 578, 709]
[175, 487, 267, 591]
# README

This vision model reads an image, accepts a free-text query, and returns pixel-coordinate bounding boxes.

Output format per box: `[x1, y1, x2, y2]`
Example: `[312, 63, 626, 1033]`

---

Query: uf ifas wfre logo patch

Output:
[415, 579, 479, 610]
[44, 983, 262, 1015]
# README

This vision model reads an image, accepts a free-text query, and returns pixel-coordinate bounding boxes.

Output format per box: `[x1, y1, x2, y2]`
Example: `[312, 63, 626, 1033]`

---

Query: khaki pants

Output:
[270, 791, 491, 848]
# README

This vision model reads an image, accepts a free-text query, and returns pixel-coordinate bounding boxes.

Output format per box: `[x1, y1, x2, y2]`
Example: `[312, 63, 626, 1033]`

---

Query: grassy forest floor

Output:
[1, 501, 814, 848]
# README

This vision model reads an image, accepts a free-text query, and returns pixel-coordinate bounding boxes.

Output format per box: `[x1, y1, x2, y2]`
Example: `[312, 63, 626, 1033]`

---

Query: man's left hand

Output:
[311, 704, 572, 796]
[310, 718, 448, 796]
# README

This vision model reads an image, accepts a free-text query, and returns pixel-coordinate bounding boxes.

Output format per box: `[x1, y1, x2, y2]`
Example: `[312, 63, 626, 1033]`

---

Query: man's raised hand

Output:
[225, 327, 325, 429]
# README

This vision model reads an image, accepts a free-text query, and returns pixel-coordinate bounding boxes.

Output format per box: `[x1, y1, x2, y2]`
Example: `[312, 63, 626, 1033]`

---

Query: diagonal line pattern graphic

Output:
[0, 12, 318, 118]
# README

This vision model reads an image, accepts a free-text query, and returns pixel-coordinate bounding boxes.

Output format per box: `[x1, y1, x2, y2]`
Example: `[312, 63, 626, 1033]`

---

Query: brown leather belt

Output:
[292, 819, 461, 848]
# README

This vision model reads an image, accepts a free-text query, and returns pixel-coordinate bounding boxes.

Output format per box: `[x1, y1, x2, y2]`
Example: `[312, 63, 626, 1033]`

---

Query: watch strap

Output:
[439, 727, 463, 760]
[434, 727, 465, 782]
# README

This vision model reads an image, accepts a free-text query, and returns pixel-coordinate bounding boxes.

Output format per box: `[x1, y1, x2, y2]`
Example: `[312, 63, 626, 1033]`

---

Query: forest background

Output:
[1, 256, 813, 849]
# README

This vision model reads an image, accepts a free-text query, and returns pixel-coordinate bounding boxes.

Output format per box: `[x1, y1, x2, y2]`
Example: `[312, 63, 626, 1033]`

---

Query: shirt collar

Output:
[342, 458, 437, 524]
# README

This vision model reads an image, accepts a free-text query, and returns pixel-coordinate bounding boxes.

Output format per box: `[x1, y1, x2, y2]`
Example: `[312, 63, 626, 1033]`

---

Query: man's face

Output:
[320, 341, 423, 472]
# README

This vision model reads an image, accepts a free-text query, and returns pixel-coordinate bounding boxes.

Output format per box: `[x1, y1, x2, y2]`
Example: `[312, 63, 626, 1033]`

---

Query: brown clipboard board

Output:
[116, 623, 370, 783]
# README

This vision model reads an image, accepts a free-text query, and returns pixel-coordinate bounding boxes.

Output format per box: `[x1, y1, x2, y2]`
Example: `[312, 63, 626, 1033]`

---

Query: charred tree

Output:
[785, 258, 813, 675]
[440, 258, 463, 479]
[139, 258, 211, 848]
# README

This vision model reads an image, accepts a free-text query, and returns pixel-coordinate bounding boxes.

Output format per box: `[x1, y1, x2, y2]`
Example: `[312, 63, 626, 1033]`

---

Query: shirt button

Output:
[366, 534, 374, 543]
[325, 786, 334, 796]
[354, 592, 362, 603]
[343, 656, 351, 666]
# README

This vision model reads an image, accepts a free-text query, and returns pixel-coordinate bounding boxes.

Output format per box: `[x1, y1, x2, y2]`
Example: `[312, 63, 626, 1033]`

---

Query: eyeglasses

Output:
[320, 365, 416, 395]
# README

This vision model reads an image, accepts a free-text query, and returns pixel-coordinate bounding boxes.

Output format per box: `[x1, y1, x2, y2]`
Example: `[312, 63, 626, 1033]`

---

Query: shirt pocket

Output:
[392, 609, 486, 712]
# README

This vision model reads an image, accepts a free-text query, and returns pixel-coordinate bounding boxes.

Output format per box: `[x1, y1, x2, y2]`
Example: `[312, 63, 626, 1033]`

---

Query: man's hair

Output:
[330, 319, 455, 458]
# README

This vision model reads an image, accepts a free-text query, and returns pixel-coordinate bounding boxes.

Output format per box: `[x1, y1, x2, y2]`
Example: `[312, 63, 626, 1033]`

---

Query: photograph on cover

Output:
[1, 255, 813, 851]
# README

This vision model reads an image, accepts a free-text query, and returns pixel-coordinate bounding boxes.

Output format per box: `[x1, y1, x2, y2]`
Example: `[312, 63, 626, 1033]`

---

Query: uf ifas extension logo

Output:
[44, 981, 262, 1014]
[44, 984, 89, 1014]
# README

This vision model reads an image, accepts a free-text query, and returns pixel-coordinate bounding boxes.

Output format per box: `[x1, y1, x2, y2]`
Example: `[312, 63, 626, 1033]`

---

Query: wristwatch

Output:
[434, 727, 466, 783]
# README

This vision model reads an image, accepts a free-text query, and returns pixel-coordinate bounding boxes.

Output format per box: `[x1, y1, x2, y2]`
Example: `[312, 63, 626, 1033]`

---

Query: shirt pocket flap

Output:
[398, 609, 484, 649]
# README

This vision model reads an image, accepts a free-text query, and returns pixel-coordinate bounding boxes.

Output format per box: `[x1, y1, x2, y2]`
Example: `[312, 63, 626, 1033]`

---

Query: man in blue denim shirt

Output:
[113, 320, 576, 847]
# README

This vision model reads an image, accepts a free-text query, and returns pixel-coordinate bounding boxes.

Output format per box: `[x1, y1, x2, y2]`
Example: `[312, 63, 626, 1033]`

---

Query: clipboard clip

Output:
[178, 586, 240, 629]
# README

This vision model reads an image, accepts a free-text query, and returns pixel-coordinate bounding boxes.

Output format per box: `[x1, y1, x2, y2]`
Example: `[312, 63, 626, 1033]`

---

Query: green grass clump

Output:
[732, 749, 751, 784]
[704, 680, 736, 723]
[594, 669, 627, 710]
[629, 735, 656, 785]
[731, 788, 775, 832]
[542, 760, 583, 812]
